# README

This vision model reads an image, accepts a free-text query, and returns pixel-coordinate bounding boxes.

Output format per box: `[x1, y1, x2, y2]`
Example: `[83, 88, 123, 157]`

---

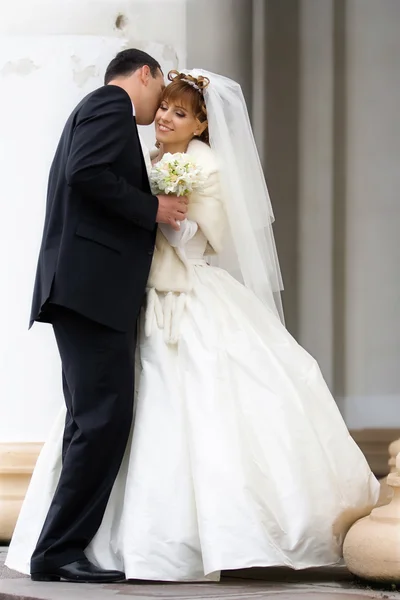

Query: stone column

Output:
[298, 0, 335, 389]
[252, 0, 267, 162]
[263, 0, 301, 337]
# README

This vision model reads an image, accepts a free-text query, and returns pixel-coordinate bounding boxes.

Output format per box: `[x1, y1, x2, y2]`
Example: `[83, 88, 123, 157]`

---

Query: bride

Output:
[7, 69, 379, 582]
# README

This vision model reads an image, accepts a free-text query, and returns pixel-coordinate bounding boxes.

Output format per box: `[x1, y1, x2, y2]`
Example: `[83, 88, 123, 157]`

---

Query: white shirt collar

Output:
[131, 103, 152, 173]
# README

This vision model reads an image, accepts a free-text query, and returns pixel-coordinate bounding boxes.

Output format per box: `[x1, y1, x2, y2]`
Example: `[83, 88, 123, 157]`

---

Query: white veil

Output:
[183, 69, 284, 322]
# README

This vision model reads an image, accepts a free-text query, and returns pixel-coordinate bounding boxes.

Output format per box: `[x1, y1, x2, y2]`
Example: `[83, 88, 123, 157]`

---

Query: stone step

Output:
[1, 550, 397, 600]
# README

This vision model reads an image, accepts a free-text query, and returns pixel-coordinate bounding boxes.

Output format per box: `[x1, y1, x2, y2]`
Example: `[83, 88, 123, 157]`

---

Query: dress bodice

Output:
[184, 230, 208, 261]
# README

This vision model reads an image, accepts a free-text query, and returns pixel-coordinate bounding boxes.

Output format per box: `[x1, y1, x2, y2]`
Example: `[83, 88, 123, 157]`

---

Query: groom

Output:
[29, 49, 188, 583]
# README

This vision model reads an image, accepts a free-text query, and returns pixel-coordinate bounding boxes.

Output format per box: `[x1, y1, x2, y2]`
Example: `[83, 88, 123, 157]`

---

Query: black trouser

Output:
[31, 305, 136, 573]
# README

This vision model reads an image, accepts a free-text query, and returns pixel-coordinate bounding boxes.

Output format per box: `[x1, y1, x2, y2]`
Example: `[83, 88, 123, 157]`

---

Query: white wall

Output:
[0, 0, 187, 441]
[186, 0, 253, 103]
[294, 0, 400, 429]
[343, 0, 400, 428]
[4, 0, 399, 439]
[0, 0, 255, 443]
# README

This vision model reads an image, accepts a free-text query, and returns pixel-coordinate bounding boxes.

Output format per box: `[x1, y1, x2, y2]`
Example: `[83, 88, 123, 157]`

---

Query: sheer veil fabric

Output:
[184, 69, 284, 322]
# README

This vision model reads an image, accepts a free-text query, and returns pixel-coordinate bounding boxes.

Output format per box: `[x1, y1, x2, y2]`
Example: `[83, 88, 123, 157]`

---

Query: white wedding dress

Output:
[7, 228, 379, 582]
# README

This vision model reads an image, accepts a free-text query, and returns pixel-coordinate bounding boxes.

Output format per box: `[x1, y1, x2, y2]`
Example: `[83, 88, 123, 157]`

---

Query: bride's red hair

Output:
[160, 70, 210, 145]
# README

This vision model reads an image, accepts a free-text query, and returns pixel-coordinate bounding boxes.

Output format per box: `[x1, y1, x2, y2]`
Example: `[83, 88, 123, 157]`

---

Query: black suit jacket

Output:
[30, 85, 158, 332]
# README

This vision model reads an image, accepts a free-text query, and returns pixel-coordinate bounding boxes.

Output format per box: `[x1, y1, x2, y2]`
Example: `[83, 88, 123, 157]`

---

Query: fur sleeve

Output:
[188, 171, 226, 254]
[185, 140, 227, 254]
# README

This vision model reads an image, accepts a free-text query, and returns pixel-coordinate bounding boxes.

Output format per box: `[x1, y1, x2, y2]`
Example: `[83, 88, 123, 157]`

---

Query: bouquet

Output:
[149, 152, 205, 197]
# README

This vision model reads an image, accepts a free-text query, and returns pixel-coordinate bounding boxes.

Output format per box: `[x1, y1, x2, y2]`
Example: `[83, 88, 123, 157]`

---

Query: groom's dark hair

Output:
[104, 48, 162, 84]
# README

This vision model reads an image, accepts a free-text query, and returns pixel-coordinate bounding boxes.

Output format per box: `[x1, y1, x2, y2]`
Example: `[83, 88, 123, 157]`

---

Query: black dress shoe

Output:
[31, 558, 126, 583]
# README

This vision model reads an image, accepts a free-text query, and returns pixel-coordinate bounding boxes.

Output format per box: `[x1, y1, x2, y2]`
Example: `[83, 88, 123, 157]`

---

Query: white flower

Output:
[149, 153, 205, 197]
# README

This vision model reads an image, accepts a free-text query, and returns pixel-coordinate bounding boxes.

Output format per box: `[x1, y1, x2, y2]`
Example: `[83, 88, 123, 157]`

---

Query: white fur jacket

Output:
[144, 139, 226, 342]
[147, 139, 225, 292]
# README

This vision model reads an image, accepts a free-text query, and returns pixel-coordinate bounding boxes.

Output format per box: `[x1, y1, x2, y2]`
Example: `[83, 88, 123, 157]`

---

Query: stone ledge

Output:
[350, 428, 400, 477]
[0, 444, 43, 543]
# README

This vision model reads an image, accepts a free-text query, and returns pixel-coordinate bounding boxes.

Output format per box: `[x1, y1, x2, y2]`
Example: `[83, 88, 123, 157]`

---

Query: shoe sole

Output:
[31, 573, 126, 583]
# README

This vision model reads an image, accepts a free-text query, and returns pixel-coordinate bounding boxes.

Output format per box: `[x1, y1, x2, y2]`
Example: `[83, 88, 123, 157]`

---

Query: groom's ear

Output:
[140, 65, 151, 85]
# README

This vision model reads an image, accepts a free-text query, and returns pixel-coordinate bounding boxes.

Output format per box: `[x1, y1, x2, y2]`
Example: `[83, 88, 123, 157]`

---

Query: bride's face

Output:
[155, 99, 203, 147]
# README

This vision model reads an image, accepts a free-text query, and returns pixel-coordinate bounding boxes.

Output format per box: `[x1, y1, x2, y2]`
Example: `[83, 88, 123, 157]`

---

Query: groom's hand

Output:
[156, 195, 188, 231]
